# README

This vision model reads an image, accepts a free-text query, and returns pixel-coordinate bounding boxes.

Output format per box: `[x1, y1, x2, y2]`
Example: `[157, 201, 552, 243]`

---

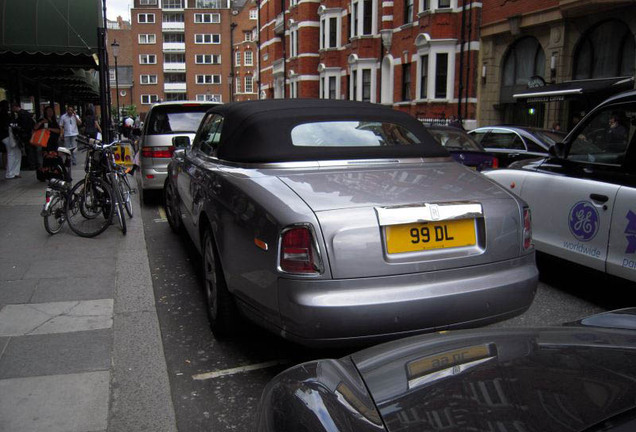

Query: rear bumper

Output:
[277, 253, 538, 347]
[140, 166, 167, 190]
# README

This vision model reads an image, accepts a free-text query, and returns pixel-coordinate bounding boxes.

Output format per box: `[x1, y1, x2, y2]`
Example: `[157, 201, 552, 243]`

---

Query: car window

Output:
[568, 102, 636, 166]
[146, 105, 209, 135]
[469, 131, 488, 144]
[291, 121, 421, 147]
[428, 129, 483, 151]
[197, 114, 224, 157]
[481, 130, 525, 150]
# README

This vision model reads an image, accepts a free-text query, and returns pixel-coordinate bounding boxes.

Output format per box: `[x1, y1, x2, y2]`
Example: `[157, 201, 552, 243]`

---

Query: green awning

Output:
[0, 0, 101, 57]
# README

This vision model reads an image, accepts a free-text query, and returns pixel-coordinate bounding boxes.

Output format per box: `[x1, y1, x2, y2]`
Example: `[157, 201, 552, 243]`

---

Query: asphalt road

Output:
[140, 194, 630, 432]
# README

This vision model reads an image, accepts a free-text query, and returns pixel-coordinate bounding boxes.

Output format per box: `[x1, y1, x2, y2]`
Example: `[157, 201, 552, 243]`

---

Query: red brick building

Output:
[258, 0, 481, 128]
[128, 0, 240, 114]
[233, 3, 259, 101]
[478, 0, 635, 130]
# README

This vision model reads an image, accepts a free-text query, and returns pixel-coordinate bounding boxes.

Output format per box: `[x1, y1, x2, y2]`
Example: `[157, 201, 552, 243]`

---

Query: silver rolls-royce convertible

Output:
[164, 99, 538, 347]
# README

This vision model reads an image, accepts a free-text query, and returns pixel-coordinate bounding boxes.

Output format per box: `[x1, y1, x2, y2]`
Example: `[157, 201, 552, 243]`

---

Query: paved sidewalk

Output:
[0, 163, 177, 432]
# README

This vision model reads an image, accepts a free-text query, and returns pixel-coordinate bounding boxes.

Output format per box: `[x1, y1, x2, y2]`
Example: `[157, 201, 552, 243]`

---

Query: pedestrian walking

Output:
[34, 106, 64, 181]
[1, 100, 22, 179]
[60, 105, 82, 165]
[82, 106, 101, 139]
[11, 102, 36, 169]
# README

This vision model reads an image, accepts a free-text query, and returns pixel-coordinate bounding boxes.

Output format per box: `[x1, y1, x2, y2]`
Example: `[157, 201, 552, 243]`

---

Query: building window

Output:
[419, 54, 428, 98]
[419, 0, 429, 12]
[249, 9, 257, 19]
[195, 34, 221, 44]
[162, 13, 184, 22]
[140, 74, 158, 84]
[435, 53, 448, 98]
[351, 0, 375, 37]
[244, 31, 252, 42]
[290, 27, 298, 57]
[141, 94, 159, 104]
[194, 13, 220, 23]
[109, 69, 116, 81]
[245, 76, 254, 93]
[502, 37, 545, 87]
[235, 51, 241, 66]
[165, 93, 187, 101]
[138, 34, 156, 44]
[329, 76, 337, 99]
[196, 74, 222, 84]
[235, 77, 242, 93]
[244, 51, 253, 66]
[404, 0, 413, 23]
[320, 12, 341, 49]
[438, 0, 450, 7]
[163, 33, 184, 42]
[139, 54, 157, 64]
[140, 0, 157, 4]
[164, 53, 185, 63]
[402, 63, 412, 101]
[290, 79, 298, 98]
[573, 20, 635, 80]
[352, 70, 358, 100]
[196, 94, 222, 102]
[195, 54, 221, 64]
[362, 69, 371, 101]
[195, 0, 228, 7]
[162, 0, 183, 8]
[164, 73, 186, 83]
[138, 13, 155, 23]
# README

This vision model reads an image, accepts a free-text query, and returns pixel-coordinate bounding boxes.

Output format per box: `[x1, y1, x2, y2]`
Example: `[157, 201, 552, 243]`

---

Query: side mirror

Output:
[173, 148, 186, 160]
[549, 142, 565, 158]
[172, 136, 191, 149]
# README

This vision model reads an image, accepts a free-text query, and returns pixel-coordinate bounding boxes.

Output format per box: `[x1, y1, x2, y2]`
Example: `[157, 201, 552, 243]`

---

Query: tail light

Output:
[142, 146, 174, 158]
[491, 157, 499, 169]
[279, 225, 323, 274]
[522, 207, 533, 250]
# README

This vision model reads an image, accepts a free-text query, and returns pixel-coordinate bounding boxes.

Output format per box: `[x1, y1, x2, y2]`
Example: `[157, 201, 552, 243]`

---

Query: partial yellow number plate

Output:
[385, 219, 476, 254]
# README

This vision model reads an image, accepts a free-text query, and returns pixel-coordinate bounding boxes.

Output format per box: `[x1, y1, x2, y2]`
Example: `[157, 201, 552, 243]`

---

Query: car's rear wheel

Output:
[164, 180, 182, 234]
[202, 228, 240, 338]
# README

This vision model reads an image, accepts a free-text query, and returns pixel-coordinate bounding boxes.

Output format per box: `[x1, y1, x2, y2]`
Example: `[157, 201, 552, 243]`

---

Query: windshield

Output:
[146, 105, 210, 135]
[291, 121, 421, 147]
[427, 128, 483, 151]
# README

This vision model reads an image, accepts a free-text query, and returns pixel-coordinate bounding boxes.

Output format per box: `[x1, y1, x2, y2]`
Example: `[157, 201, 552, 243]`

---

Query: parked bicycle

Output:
[66, 136, 117, 237]
[41, 147, 73, 235]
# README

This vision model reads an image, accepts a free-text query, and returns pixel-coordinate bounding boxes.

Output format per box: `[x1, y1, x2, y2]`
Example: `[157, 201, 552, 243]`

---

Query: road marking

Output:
[192, 359, 288, 381]
[154, 206, 168, 223]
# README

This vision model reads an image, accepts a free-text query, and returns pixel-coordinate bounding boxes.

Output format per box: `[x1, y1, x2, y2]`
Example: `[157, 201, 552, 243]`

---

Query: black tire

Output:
[66, 177, 114, 238]
[202, 228, 240, 338]
[163, 179, 182, 234]
[111, 174, 127, 235]
[120, 174, 134, 218]
[43, 193, 66, 235]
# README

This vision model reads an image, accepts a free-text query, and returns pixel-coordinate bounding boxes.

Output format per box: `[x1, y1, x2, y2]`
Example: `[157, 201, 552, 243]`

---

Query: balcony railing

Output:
[163, 63, 186, 72]
[164, 83, 187, 92]
[162, 22, 185, 32]
[163, 42, 186, 52]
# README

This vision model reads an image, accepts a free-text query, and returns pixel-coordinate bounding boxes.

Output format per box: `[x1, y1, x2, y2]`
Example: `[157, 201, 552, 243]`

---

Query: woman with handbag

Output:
[34, 106, 63, 181]
[0, 100, 22, 179]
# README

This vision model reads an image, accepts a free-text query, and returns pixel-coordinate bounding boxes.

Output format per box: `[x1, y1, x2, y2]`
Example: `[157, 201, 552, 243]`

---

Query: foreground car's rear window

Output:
[291, 121, 421, 147]
[146, 106, 210, 135]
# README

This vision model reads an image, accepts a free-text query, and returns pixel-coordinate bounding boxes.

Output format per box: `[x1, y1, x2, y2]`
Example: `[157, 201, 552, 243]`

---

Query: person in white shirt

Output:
[60, 105, 82, 165]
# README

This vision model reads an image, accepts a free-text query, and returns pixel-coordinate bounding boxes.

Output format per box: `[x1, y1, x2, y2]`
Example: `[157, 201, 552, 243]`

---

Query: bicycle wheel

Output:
[120, 173, 134, 218]
[66, 177, 114, 238]
[43, 193, 66, 235]
[111, 173, 127, 235]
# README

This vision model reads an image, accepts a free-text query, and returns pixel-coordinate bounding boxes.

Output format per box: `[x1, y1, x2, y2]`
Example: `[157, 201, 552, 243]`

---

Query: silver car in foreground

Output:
[139, 101, 218, 194]
[164, 99, 538, 347]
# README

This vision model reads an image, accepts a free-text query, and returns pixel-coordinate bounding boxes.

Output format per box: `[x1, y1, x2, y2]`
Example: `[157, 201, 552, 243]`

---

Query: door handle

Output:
[590, 193, 608, 203]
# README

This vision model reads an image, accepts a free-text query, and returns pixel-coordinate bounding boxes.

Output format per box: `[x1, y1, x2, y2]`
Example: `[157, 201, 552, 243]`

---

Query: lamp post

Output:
[111, 39, 121, 138]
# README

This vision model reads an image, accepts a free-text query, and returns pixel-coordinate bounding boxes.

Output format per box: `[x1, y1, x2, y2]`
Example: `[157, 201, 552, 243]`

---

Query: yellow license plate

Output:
[385, 219, 476, 254]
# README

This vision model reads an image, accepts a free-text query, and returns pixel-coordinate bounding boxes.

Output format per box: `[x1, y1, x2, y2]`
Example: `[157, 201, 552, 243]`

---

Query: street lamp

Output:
[111, 39, 121, 138]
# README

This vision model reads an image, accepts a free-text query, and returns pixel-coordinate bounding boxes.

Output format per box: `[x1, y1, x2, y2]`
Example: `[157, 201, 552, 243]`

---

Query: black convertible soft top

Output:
[202, 99, 449, 163]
